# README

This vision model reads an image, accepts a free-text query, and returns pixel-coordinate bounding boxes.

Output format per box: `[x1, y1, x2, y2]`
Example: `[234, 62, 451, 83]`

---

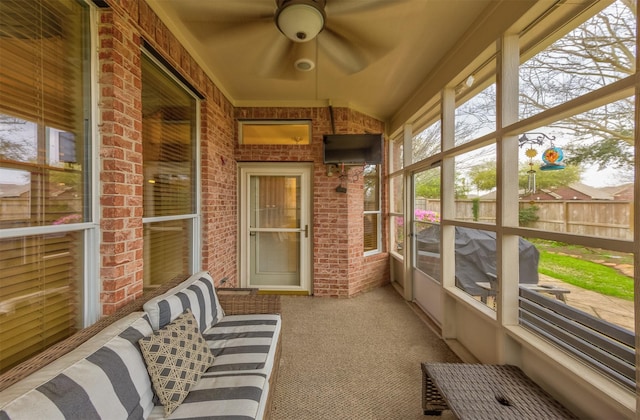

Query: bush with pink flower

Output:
[394, 209, 440, 252]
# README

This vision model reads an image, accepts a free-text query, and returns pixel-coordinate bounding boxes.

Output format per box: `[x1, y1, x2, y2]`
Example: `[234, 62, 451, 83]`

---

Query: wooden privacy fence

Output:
[416, 199, 632, 241]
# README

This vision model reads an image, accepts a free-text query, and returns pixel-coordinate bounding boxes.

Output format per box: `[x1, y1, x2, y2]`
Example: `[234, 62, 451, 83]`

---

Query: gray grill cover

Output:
[417, 226, 539, 295]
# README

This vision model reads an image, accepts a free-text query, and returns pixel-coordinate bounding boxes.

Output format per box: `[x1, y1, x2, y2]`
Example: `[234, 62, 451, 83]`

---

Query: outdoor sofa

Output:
[0, 271, 282, 419]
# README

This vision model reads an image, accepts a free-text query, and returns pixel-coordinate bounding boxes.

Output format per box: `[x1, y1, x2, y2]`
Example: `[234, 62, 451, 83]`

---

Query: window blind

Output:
[142, 53, 197, 286]
[142, 54, 196, 218]
[144, 220, 190, 288]
[0, 0, 82, 131]
[0, 233, 81, 372]
[0, 0, 88, 373]
[364, 165, 380, 252]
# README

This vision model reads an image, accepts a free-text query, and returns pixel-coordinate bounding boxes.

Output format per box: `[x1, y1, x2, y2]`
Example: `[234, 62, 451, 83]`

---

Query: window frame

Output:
[140, 50, 202, 285]
[0, 0, 99, 372]
[364, 164, 382, 255]
[393, 0, 637, 396]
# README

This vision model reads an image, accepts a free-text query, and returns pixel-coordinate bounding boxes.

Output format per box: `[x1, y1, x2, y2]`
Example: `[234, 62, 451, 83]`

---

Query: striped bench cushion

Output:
[203, 314, 281, 379]
[143, 271, 224, 333]
[148, 373, 268, 420]
[0, 313, 155, 420]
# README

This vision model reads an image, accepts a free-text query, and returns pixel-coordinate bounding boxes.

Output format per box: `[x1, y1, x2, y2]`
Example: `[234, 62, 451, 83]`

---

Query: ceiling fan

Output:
[202, 0, 394, 79]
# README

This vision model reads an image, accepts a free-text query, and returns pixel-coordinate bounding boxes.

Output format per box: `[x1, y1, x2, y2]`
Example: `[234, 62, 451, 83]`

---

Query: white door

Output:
[239, 163, 312, 293]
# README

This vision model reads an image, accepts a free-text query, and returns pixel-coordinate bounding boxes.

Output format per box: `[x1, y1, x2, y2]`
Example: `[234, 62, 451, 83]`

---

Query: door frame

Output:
[238, 162, 313, 293]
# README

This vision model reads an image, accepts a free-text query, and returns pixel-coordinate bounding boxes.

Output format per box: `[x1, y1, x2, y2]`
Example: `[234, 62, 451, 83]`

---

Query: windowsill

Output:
[504, 324, 636, 416]
[364, 250, 384, 258]
[443, 285, 498, 321]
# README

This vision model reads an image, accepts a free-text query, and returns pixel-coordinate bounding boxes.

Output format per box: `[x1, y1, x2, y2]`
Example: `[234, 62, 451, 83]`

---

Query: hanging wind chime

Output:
[519, 133, 564, 196]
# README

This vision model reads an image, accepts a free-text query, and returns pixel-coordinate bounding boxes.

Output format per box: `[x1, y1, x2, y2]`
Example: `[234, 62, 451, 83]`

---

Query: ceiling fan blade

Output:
[176, 0, 275, 22]
[189, 16, 273, 42]
[258, 35, 301, 79]
[318, 26, 376, 74]
[326, 0, 409, 16]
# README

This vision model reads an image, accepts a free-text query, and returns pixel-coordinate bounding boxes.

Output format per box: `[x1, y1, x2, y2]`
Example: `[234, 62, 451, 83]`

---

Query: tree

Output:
[414, 169, 440, 199]
[456, 2, 635, 180]
[468, 161, 496, 194]
[518, 163, 582, 190]
[0, 114, 35, 162]
[520, 0, 635, 174]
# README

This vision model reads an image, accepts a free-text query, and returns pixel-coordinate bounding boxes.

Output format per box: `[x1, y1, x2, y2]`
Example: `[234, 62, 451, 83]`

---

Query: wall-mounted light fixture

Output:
[325, 163, 368, 193]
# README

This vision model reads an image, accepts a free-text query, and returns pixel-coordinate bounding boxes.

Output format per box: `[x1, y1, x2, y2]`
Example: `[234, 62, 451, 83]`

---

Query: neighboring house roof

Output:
[569, 182, 614, 200]
[602, 183, 634, 201]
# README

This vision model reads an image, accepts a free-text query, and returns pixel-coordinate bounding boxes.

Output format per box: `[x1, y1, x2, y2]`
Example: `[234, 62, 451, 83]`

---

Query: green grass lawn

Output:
[538, 250, 634, 301]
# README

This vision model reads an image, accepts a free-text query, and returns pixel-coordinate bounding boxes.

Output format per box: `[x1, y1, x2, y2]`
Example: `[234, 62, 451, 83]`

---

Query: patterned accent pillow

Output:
[138, 309, 214, 416]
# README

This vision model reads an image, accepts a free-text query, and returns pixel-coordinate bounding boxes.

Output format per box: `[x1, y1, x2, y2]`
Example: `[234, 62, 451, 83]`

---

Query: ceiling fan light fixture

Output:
[276, 2, 325, 43]
[295, 58, 315, 71]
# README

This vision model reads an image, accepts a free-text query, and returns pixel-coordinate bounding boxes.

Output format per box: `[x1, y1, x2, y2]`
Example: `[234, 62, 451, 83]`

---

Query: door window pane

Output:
[413, 167, 441, 280]
[247, 173, 304, 288]
[250, 176, 300, 229]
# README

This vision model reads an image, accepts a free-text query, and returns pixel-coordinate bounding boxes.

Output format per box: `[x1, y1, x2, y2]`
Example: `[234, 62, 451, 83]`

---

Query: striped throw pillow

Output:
[143, 271, 224, 333]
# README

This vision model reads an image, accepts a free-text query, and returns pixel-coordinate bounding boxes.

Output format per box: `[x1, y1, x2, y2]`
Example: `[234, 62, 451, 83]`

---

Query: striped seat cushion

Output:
[147, 373, 268, 420]
[0, 313, 155, 420]
[143, 271, 224, 333]
[203, 314, 281, 379]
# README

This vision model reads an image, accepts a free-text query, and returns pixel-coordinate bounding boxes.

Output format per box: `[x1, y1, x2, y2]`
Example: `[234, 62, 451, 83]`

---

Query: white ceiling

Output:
[146, 0, 536, 128]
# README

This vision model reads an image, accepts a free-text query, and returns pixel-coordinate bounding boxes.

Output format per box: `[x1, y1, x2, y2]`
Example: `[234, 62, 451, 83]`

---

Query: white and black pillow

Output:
[138, 309, 214, 416]
[143, 271, 224, 333]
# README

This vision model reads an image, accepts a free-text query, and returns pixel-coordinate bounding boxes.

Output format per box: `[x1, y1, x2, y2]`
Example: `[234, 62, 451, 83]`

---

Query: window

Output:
[142, 53, 199, 287]
[389, 174, 404, 256]
[389, 134, 404, 172]
[514, 0, 636, 388]
[0, 0, 91, 372]
[364, 164, 380, 254]
[453, 144, 496, 224]
[454, 83, 496, 146]
[519, 1, 634, 120]
[239, 120, 311, 145]
[397, 0, 636, 395]
[412, 120, 441, 163]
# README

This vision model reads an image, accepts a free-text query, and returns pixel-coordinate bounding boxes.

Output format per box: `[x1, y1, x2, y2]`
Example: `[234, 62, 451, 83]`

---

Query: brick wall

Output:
[100, 0, 236, 313]
[99, 1, 390, 313]
[98, 9, 144, 315]
[236, 107, 389, 297]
